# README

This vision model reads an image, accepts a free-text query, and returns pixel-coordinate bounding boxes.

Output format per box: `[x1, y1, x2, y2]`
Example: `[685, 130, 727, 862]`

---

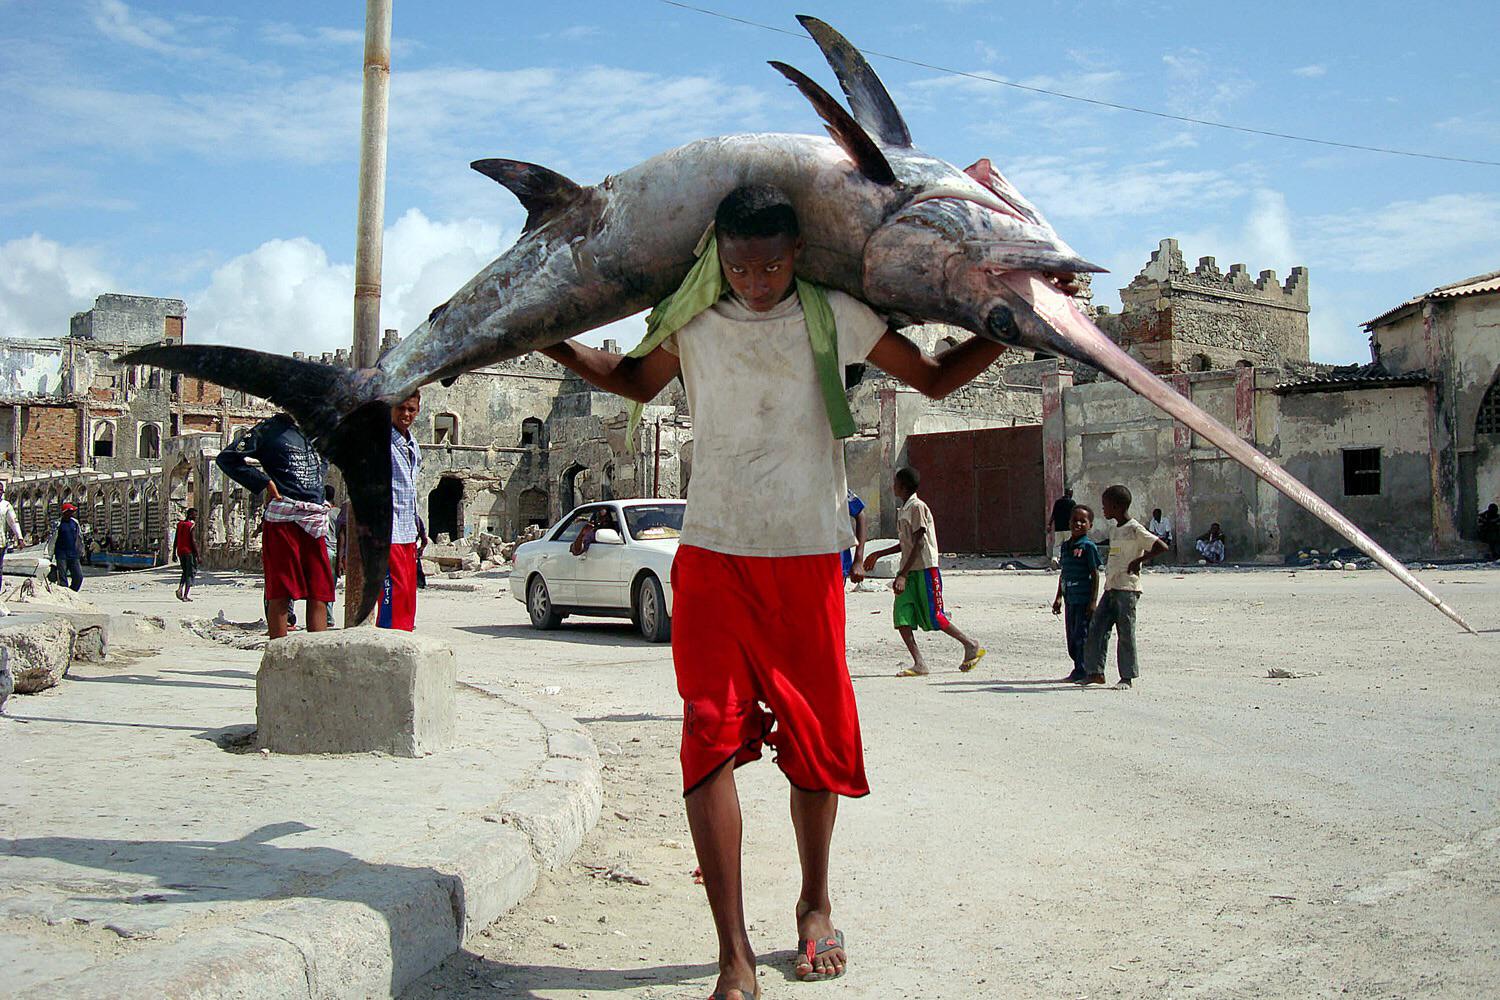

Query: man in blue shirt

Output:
[52, 503, 85, 591]
[1051, 504, 1102, 682]
[380, 392, 423, 630]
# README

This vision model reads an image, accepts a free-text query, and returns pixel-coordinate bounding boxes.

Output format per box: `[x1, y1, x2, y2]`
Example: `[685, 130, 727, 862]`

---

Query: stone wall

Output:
[1098, 239, 1310, 374]
[69, 294, 186, 347]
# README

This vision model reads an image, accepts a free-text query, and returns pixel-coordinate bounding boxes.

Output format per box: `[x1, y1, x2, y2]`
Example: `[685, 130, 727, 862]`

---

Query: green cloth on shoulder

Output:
[625, 229, 856, 451]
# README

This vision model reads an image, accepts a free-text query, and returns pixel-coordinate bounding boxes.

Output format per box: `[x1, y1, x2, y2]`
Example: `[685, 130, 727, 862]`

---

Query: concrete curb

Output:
[20, 686, 602, 1000]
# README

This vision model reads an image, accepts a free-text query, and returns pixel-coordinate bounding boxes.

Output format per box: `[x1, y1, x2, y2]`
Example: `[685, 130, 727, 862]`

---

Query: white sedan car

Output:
[510, 499, 683, 642]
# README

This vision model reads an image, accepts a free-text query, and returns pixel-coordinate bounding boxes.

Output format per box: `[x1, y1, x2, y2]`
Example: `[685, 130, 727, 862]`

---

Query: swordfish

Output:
[122, 16, 1473, 632]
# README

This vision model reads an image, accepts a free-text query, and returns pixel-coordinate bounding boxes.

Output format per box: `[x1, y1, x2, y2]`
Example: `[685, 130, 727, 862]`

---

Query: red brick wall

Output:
[21, 407, 79, 470]
[179, 378, 223, 405]
[183, 413, 219, 432]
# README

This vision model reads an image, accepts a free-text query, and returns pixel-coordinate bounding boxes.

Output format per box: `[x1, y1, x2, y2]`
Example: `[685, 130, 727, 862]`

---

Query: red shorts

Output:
[377, 543, 418, 631]
[671, 545, 868, 798]
[262, 521, 335, 602]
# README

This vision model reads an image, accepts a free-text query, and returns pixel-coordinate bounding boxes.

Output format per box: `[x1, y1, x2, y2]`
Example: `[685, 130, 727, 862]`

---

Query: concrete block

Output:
[0, 615, 76, 693]
[257, 629, 456, 757]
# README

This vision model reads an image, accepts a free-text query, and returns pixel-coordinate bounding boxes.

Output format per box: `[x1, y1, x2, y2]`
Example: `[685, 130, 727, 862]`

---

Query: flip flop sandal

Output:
[795, 928, 846, 981]
[960, 648, 988, 672]
[708, 990, 757, 1000]
[895, 668, 929, 677]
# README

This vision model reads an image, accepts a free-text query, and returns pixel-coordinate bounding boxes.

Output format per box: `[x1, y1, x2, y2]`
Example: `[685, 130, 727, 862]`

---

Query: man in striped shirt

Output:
[381, 391, 422, 630]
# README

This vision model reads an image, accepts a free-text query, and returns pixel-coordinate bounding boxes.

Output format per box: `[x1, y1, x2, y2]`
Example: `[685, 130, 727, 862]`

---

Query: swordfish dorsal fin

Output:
[471, 159, 586, 233]
[767, 61, 896, 185]
[796, 16, 912, 147]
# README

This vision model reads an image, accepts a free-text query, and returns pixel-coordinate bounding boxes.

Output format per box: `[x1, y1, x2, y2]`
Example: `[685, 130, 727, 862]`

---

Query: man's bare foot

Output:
[794, 901, 846, 980]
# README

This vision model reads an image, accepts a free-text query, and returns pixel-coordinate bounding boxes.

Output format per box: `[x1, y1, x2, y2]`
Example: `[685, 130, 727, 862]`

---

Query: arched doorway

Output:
[1474, 377, 1500, 530]
[428, 476, 464, 542]
[561, 463, 585, 514]
[518, 488, 549, 530]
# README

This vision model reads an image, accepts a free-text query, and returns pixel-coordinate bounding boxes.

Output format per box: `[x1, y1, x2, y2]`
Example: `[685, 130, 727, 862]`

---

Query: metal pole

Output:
[352, 0, 392, 370]
[345, 0, 393, 625]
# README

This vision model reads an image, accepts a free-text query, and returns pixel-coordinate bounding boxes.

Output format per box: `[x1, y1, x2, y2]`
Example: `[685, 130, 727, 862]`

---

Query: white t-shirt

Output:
[1103, 518, 1160, 593]
[898, 494, 940, 571]
[1148, 514, 1173, 538]
[662, 288, 888, 557]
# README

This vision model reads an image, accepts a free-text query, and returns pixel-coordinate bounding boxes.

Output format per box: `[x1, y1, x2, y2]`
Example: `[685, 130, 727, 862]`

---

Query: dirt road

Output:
[400, 566, 1499, 999]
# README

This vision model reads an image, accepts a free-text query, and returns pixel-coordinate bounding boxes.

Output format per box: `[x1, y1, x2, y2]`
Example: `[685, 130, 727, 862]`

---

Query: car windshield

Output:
[624, 504, 684, 540]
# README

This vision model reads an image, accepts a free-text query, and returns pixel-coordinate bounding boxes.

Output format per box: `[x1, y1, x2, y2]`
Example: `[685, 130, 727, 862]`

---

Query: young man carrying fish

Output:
[544, 184, 1075, 1000]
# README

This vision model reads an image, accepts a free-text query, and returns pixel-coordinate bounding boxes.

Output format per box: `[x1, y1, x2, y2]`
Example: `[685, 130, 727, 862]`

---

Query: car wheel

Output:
[527, 575, 563, 630]
[635, 574, 671, 643]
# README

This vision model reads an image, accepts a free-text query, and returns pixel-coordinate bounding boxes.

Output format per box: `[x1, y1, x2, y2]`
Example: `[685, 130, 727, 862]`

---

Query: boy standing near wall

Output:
[1052, 504, 1101, 682]
[540, 185, 1066, 999]
[1079, 484, 1167, 689]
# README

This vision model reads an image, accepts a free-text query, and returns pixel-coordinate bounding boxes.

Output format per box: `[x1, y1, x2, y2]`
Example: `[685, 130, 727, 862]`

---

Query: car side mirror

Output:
[593, 528, 623, 545]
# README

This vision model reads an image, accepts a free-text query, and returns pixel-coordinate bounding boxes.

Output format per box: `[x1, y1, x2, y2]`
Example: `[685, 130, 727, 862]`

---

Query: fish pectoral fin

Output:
[470, 159, 586, 233]
[795, 16, 912, 147]
[768, 61, 896, 185]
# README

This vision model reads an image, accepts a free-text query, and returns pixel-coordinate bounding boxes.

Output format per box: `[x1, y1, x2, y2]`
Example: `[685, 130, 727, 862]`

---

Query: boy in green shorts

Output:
[865, 466, 986, 676]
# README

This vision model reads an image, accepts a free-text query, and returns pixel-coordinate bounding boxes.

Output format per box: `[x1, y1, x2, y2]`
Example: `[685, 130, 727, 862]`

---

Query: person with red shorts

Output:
[216, 413, 334, 639]
[540, 185, 1077, 998]
[380, 392, 422, 631]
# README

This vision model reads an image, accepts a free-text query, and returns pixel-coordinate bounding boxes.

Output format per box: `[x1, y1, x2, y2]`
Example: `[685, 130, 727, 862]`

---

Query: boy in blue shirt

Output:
[1051, 504, 1102, 682]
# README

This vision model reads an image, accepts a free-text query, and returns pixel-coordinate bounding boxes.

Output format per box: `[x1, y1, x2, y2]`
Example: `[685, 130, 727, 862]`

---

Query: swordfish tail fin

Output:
[118, 344, 393, 625]
[991, 274, 1477, 635]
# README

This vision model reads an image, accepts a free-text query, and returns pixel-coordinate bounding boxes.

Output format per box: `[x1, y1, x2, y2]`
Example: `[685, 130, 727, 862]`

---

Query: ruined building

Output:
[0, 294, 278, 554]
[1041, 243, 1500, 562]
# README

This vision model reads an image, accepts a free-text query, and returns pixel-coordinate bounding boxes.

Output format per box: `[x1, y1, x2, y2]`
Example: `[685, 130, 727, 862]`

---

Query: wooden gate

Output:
[904, 425, 1045, 554]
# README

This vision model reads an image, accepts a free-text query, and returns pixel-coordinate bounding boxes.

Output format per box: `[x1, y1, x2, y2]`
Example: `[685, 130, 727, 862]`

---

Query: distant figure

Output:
[415, 513, 429, 589]
[1049, 487, 1077, 565]
[843, 489, 868, 584]
[864, 467, 985, 676]
[1195, 523, 1226, 565]
[1052, 504, 1103, 682]
[53, 503, 85, 591]
[1148, 507, 1174, 559]
[381, 392, 423, 630]
[0, 481, 24, 579]
[569, 508, 617, 557]
[1079, 484, 1167, 689]
[1478, 503, 1500, 561]
[173, 507, 200, 602]
[217, 412, 333, 639]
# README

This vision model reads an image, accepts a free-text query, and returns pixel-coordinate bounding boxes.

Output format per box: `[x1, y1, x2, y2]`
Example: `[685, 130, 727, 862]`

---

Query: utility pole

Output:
[345, 0, 393, 625]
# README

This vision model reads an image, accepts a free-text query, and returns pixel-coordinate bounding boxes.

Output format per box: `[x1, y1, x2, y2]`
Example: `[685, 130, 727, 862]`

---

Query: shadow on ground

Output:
[4, 822, 456, 995]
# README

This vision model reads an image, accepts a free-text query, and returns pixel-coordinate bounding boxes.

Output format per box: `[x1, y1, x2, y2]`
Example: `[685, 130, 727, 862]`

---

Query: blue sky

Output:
[2, 0, 1498, 362]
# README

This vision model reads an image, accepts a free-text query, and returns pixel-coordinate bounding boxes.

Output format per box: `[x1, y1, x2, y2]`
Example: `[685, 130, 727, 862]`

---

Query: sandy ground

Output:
[380, 564, 1496, 1000]
[64, 560, 1500, 998]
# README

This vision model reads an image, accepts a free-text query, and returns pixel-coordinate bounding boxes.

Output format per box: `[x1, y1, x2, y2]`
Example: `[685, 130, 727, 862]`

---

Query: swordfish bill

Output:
[119, 15, 1473, 632]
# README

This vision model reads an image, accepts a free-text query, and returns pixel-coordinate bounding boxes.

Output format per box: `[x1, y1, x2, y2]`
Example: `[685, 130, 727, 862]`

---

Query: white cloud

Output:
[0, 234, 117, 339]
[1170, 188, 1301, 281]
[260, 22, 364, 48]
[1161, 49, 1251, 117]
[1305, 192, 1500, 274]
[1003, 155, 1241, 222]
[188, 209, 504, 356]
[558, 25, 602, 41]
[90, 0, 189, 56]
[1291, 64, 1327, 78]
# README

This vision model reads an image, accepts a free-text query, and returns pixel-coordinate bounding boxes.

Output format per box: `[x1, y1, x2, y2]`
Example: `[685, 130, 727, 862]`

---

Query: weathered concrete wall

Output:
[69, 294, 186, 347]
[0, 339, 65, 396]
[1272, 386, 1434, 557]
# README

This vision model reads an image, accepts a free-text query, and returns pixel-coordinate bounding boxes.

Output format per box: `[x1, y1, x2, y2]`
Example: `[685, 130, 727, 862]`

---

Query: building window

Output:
[1477, 381, 1500, 436]
[1342, 448, 1381, 496]
[92, 421, 116, 459]
[138, 424, 161, 459]
[521, 417, 543, 448]
[433, 412, 459, 446]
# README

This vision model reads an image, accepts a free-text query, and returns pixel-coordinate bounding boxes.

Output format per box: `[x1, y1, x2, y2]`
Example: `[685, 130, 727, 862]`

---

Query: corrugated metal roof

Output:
[1364, 269, 1500, 328]
[1274, 362, 1430, 395]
